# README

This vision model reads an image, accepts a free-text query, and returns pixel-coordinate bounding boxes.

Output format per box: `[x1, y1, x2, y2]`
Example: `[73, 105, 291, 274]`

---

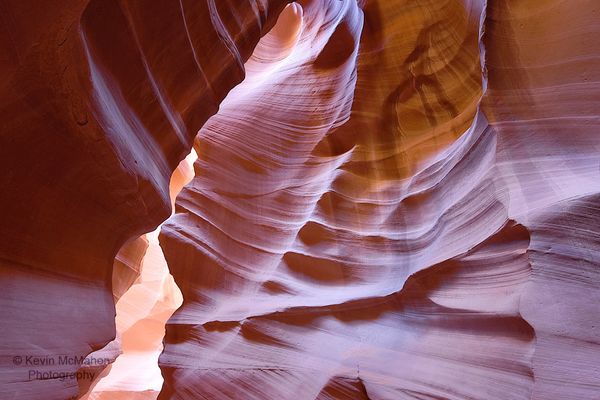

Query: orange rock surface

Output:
[1, 1, 599, 399]
[0, 1, 290, 399]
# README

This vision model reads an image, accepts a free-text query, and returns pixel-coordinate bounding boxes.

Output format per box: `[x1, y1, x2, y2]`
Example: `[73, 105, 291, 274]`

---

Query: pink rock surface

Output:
[1, 1, 599, 399]
[79, 151, 195, 400]
[159, 1, 600, 399]
[0, 1, 290, 399]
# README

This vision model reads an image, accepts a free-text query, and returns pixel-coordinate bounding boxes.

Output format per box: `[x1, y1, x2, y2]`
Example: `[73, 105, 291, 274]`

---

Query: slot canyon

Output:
[1, 1, 599, 399]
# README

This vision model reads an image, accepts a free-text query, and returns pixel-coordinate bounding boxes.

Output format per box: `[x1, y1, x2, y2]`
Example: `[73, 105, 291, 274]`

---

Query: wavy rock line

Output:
[0, 1, 290, 399]
[158, 1, 541, 399]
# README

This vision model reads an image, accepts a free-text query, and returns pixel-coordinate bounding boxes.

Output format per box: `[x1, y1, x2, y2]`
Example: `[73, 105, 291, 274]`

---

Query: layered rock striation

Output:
[0, 1, 290, 399]
[1, 0, 599, 399]
[159, 0, 600, 399]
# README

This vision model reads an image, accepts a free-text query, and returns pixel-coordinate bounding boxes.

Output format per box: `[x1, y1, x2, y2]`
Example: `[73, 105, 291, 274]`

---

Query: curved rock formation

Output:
[0, 1, 290, 399]
[79, 151, 196, 400]
[1, 0, 599, 399]
[158, 0, 600, 399]
[483, 2, 600, 398]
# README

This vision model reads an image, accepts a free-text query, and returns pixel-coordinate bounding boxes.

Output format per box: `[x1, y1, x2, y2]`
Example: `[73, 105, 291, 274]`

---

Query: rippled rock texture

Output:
[1, 0, 599, 399]
[0, 1, 290, 399]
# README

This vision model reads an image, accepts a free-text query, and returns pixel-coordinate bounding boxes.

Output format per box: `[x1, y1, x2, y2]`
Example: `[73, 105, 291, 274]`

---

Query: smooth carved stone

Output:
[1, 0, 599, 399]
[0, 1, 291, 399]
[158, 0, 600, 399]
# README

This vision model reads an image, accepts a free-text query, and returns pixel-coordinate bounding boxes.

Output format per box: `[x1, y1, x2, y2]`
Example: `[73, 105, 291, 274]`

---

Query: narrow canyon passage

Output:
[0, 1, 599, 400]
[79, 150, 196, 399]
[81, 4, 305, 397]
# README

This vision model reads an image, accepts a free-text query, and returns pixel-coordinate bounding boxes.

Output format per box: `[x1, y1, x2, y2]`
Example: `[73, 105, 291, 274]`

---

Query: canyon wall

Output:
[159, 0, 600, 399]
[0, 1, 290, 399]
[1, 0, 598, 399]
